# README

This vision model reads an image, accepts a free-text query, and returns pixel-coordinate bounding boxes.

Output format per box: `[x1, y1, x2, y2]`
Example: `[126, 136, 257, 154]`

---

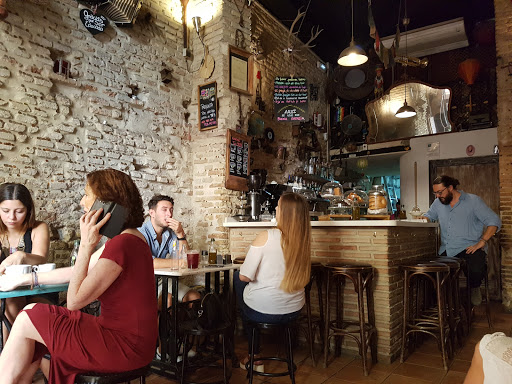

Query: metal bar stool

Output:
[74, 365, 149, 384]
[400, 262, 451, 370]
[245, 321, 297, 384]
[179, 322, 231, 384]
[323, 264, 377, 376]
[298, 262, 325, 366]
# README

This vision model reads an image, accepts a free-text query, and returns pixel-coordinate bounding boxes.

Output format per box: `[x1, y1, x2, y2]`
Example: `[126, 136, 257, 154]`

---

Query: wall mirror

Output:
[365, 81, 453, 143]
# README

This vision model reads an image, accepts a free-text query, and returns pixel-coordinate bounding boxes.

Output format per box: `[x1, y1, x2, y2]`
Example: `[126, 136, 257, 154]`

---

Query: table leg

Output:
[170, 277, 179, 364]
[160, 276, 169, 362]
[205, 273, 211, 293]
[214, 271, 220, 293]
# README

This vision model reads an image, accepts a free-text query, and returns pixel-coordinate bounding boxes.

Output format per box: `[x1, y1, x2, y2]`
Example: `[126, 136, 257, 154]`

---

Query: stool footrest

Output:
[247, 357, 296, 378]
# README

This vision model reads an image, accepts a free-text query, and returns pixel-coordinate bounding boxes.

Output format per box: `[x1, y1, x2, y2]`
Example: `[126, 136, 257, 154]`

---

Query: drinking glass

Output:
[187, 250, 199, 269]
[200, 250, 209, 267]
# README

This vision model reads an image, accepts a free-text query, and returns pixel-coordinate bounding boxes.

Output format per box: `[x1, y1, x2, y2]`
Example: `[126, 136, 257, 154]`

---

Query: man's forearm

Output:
[481, 226, 498, 242]
[153, 258, 179, 269]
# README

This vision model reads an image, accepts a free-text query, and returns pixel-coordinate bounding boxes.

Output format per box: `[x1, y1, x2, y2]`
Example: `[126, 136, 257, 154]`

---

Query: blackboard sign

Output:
[273, 77, 308, 122]
[198, 82, 218, 131]
[80, 9, 109, 35]
[225, 130, 250, 191]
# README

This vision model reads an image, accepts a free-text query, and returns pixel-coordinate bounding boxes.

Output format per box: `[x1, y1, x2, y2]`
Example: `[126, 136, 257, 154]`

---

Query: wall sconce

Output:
[192, 16, 201, 36]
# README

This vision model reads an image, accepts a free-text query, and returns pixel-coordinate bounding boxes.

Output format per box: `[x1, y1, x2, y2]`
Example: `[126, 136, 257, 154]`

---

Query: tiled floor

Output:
[143, 302, 512, 384]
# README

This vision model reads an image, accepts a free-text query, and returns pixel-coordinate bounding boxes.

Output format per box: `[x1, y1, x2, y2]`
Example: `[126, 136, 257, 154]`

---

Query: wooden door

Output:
[429, 156, 501, 299]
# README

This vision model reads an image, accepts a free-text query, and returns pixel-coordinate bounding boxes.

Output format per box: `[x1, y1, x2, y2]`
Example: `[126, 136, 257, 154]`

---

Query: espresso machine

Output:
[247, 170, 267, 221]
[264, 183, 291, 214]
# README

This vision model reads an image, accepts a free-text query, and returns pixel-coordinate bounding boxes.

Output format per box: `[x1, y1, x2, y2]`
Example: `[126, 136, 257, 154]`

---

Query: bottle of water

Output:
[170, 240, 179, 270]
[70, 240, 80, 266]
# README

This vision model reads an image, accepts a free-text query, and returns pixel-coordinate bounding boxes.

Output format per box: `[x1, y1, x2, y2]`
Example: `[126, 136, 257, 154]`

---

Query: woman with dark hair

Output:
[234, 192, 311, 369]
[0, 183, 50, 325]
[0, 169, 157, 384]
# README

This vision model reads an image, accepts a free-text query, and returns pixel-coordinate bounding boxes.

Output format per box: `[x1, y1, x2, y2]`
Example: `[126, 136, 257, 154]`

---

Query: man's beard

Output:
[439, 191, 453, 205]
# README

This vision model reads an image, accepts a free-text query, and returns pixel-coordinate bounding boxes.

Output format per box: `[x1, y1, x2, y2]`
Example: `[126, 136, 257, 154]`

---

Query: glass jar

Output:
[368, 185, 388, 215]
[320, 180, 343, 202]
[343, 186, 369, 208]
[328, 197, 352, 215]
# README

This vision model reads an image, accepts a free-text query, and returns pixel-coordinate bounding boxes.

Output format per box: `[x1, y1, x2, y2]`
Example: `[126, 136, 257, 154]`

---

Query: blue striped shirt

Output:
[138, 220, 178, 259]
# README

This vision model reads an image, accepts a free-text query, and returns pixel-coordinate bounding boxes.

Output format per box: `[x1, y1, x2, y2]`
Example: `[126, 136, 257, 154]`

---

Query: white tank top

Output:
[240, 229, 305, 314]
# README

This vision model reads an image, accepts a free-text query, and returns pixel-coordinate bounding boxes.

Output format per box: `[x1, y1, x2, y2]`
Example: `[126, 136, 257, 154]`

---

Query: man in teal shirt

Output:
[424, 175, 501, 306]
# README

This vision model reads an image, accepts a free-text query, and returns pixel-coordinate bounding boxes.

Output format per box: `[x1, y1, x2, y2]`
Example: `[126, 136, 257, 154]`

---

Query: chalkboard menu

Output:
[225, 130, 250, 191]
[198, 82, 218, 131]
[273, 77, 308, 122]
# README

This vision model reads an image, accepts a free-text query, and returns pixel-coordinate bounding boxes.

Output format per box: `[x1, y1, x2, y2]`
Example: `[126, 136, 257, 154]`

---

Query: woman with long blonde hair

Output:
[234, 192, 311, 370]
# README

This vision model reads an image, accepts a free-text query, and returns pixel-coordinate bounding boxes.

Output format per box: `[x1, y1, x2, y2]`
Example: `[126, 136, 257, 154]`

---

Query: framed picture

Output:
[229, 45, 253, 95]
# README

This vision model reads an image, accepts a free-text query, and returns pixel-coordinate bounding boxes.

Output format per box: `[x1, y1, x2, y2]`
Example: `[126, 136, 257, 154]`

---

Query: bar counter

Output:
[224, 219, 439, 363]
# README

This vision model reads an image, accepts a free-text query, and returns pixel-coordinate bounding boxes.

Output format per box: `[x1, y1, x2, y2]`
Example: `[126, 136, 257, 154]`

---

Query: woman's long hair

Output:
[86, 169, 144, 230]
[0, 183, 36, 234]
[277, 192, 311, 293]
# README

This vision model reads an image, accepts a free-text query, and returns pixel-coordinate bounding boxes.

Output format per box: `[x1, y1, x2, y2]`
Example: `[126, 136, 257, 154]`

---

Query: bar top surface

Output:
[224, 219, 438, 228]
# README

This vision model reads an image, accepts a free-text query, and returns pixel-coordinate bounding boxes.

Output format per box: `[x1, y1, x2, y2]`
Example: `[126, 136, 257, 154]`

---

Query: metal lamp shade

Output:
[338, 39, 368, 67]
[395, 101, 417, 118]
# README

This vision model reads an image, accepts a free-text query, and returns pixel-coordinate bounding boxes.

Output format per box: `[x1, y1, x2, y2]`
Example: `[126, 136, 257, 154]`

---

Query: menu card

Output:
[225, 130, 250, 191]
[198, 82, 218, 130]
[273, 77, 308, 122]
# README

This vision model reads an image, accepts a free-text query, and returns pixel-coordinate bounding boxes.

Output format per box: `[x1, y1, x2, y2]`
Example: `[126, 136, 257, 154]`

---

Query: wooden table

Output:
[0, 283, 69, 351]
[151, 264, 240, 379]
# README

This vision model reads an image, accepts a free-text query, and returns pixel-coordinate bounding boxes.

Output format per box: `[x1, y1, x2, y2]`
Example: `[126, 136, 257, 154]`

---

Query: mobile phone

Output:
[90, 199, 128, 238]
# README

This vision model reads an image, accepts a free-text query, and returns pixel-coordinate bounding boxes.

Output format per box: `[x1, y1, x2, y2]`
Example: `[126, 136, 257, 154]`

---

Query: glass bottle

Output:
[70, 240, 79, 266]
[208, 238, 217, 265]
[168, 240, 179, 270]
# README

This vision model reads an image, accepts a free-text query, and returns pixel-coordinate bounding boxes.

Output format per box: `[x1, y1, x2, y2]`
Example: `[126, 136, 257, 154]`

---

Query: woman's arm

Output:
[0, 244, 106, 292]
[0, 221, 50, 274]
[66, 209, 121, 311]
[239, 231, 268, 282]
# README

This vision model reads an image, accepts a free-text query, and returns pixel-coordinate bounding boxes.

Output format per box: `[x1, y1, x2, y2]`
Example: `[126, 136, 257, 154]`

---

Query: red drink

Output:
[187, 250, 199, 269]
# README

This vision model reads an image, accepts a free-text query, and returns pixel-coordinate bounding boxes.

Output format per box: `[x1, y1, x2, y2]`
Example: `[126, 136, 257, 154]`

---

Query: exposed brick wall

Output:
[0, 1, 325, 263]
[228, 224, 437, 362]
[0, 0, 199, 263]
[495, 0, 512, 311]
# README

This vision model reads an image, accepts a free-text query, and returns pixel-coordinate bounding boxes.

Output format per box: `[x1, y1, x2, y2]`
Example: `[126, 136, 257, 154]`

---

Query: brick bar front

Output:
[224, 219, 439, 363]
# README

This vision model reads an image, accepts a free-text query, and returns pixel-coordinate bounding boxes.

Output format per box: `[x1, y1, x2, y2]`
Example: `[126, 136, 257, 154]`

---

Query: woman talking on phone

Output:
[0, 183, 50, 326]
[0, 169, 157, 384]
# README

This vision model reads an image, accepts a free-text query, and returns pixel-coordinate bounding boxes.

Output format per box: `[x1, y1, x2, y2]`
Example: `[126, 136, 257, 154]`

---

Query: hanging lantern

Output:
[357, 157, 368, 170]
[458, 59, 481, 85]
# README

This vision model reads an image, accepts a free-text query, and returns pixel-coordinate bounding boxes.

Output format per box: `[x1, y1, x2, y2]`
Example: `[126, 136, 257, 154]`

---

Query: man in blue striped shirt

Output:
[424, 175, 501, 306]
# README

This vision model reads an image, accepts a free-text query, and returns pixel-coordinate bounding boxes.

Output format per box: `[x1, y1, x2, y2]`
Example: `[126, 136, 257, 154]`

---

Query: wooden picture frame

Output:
[228, 45, 253, 95]
[225, 129, 250, 191]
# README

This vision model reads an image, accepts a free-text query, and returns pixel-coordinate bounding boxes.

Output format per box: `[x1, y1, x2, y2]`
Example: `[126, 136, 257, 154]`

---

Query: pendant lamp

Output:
[338, 0, 368, 67]
[395, 1, 416, 118]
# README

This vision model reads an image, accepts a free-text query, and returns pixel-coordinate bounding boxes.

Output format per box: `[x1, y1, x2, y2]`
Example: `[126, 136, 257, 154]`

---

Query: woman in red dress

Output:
[0, 169, 157, 384]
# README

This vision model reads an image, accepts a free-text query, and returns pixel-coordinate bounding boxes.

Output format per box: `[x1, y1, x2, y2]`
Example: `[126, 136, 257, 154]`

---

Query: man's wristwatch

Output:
[177, 236, 186, 241]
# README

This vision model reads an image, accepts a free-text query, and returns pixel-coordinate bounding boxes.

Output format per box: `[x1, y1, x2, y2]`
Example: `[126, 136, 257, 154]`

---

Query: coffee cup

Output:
[186, 250, 199, 269]
[32, 263, 56, 273]
[5, 264, 31, 275]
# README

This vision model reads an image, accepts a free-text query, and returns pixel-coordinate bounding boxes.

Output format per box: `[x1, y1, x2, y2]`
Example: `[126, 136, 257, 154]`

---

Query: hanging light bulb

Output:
[395, 2, 416, 118]
[338, 0, 368, 67]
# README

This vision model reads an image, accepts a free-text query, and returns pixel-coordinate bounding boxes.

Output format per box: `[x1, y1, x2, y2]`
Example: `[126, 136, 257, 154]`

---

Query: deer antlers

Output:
[284, 8, 323, 62]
